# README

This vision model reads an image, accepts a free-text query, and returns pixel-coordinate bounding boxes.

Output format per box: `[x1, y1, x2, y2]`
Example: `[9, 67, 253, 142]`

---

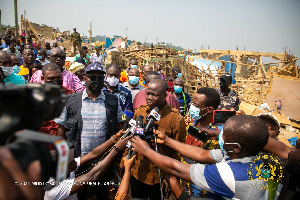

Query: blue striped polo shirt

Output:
[190, 151, 276, 199]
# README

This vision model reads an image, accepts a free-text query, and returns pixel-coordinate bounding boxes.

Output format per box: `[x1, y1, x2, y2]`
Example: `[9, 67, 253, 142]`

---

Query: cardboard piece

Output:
[265, 75, 300, 121]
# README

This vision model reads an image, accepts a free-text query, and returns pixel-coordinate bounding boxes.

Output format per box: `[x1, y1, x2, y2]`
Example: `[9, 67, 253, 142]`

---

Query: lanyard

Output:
[182, 91, 187, 115]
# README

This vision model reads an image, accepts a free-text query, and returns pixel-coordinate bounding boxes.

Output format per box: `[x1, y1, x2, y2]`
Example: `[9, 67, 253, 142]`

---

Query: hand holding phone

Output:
[187, 125, 208, 143]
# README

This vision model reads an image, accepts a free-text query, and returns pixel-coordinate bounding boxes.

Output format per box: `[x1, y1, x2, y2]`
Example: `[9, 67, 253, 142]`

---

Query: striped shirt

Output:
[80, 89, 123, 156]
[190, 152, 273, 199]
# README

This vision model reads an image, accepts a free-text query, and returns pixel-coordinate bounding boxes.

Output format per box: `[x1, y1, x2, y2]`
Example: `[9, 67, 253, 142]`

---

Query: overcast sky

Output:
[1, 0, 300, 58]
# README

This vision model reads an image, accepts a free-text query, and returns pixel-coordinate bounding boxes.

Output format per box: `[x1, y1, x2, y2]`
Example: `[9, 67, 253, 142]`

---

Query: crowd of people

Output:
[0, 34, 299, 200]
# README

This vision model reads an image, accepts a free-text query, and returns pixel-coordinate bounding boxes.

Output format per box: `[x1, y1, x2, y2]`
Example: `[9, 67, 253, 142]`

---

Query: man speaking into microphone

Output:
[125, 79, 186, 199]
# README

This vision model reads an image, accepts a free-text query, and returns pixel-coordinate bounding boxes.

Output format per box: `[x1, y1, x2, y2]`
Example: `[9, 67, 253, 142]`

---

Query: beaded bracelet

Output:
[111, 136, 118, 144]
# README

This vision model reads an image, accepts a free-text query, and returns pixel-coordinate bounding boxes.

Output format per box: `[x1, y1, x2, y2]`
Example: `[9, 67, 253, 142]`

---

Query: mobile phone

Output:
[187, 125, 208, 143]
[212, 110, 236, 123]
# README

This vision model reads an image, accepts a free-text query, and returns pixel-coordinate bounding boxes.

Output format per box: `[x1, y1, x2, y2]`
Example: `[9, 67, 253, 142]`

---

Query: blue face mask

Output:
[15, 45, 20, 50]
[218, 130, 224, 150]
[13, 65, 21, 74]
[37, 56, 43, 60]
[157, 70, 161, 74]
[129, 76, 139, 85]
[131, 65, 138, 69]
[189, 105, 208, 121]
[177, 73, 182, 78]
[174, 86, 182, 93]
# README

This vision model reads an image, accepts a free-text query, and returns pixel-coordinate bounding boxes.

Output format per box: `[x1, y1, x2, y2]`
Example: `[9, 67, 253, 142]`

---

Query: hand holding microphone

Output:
[126, 115, 144, 159]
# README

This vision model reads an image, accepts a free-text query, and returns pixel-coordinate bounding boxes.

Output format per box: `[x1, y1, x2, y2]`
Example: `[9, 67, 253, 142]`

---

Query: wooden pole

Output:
[14, 0, 18, 39]
[0, 10, 2, 38]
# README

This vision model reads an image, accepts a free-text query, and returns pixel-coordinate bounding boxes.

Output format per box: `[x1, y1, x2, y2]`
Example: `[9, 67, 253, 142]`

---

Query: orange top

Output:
[120, 71, 128, 83]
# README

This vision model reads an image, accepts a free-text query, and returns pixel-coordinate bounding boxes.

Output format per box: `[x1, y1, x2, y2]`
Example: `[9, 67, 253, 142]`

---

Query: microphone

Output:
[122, 110, 133, 131]
[126, 115, 144, 159]
[144, 107, 160, 135]
[121, 119, 136, 139]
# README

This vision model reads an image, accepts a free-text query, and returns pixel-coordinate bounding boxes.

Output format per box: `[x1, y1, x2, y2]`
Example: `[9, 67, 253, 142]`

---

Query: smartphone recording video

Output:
[187, 125, 208, 143]
[212, 110, 236, 123]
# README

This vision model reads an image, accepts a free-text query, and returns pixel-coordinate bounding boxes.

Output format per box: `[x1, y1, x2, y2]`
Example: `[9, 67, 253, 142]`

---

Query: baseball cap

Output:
[85, 63, 105, 73]
[257, 113, 280, 130]
[220, 73, 232, 82]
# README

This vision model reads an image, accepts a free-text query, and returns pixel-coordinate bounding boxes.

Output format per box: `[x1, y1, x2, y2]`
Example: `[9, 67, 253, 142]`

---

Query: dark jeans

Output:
[130, 176, 161, 200]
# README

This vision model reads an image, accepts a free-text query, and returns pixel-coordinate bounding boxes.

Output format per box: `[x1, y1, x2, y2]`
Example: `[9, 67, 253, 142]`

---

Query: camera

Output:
[0, 83, 69, 187]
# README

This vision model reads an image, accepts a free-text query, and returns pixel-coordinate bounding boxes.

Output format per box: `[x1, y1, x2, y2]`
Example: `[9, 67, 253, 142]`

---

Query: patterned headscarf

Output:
[69, 62, 85, 74]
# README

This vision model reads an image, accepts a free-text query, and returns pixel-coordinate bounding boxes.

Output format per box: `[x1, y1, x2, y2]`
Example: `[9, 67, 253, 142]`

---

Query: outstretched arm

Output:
[115, 155, 136, 200]
[131, 136, 192, 183]
[263, 137, 291, 160]
[80, 130, 125, 165]
[154, 130, 215, 164]
[70, 136, 131, 195]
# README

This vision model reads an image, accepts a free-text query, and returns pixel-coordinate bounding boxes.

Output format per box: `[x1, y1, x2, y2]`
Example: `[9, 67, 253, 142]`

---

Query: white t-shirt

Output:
[44, 158, 80, 200]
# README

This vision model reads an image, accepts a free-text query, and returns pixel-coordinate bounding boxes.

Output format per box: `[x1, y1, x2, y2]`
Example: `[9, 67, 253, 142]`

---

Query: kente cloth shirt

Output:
[103, 84, 133, 111]
[90, 53, 104, 63]
[30, 70, 85, 92]
[122, 81, 144, 101]
[190, 155, 272, 199]
[4, 73, 25, 85]
[215, 87, 240, 111]
[80, 89, 123, 156]
[133, 89, 180, 112]
[129, 103, 186, 185]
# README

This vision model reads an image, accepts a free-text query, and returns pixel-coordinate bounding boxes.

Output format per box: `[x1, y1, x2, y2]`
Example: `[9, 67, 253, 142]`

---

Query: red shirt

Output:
[133, 89, 180, 112]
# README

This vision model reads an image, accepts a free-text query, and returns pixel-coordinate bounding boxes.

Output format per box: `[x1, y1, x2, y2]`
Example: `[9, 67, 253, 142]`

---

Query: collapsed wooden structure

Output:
[17, 17, 299, 109]
[106, 46, 299, 107]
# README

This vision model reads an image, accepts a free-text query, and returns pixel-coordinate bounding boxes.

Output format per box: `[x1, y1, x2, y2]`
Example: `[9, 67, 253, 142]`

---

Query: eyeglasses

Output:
[51, 55, 66, 60]
[86, 75, 105, 81]
[223, 143, 241, 153]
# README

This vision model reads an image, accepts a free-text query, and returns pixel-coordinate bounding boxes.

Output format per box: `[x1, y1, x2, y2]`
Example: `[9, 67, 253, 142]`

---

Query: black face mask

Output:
[46, 80, 63, 87]
[87, 81, 103, 94]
